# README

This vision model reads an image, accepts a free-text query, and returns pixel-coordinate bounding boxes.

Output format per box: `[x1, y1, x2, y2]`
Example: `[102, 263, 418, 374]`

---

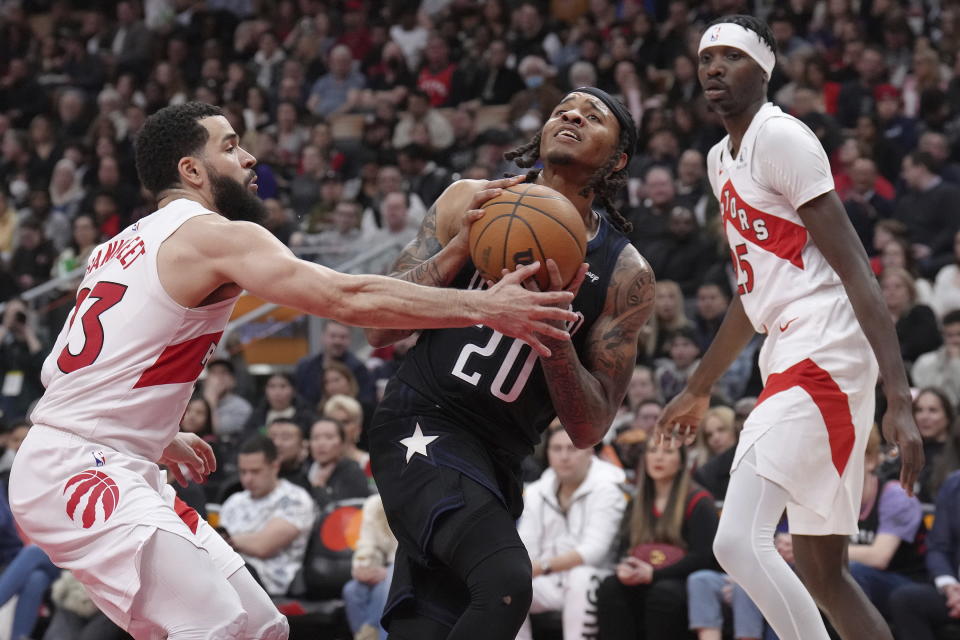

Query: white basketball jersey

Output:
[707, 103, 844, 333]
[31, 199, 238, 462]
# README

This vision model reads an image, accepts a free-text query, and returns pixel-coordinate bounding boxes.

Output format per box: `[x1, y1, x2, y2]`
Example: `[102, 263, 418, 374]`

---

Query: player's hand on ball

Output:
[504, 259, 588, 332]
[448, 175, 527, 255]
[160, 432, 217, 487]
[484, 261, 577, 357]
[881, 402, 924, 497]
[655, 389, 708, 449]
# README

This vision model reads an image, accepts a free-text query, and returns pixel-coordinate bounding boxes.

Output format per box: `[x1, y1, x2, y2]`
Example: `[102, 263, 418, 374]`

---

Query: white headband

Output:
[699, 22, 776, 78]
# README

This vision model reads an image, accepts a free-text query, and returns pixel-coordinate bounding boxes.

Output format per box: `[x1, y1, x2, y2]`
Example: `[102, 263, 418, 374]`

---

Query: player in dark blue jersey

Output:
[365, 88, 655, 640]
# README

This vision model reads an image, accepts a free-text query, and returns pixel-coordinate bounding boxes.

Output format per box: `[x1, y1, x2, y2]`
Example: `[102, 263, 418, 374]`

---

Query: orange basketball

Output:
[469, 183, 587, 290]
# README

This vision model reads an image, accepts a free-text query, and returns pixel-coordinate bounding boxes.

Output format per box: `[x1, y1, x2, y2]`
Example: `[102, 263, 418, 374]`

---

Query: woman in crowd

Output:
[180, 395, 230, 502]
[55, 213, 98, 282]
[597, 443, 719, 639]
[879, 236, 934, 307]
[641, 280, 691, 364]
[323, 394, 369, 470]
[881, 267, 941, 364]
[244, 372, 315, 435]
[911, 387, 956, 503]
[48, 158, 85, 219]
[689, 406, 737, 471]
[307, 416, 370, 510]
[517, 423, 626, 640]
[320, 361, 361, 412]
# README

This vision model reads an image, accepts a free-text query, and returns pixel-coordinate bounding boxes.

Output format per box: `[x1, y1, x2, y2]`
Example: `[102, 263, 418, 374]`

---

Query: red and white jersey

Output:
[32, 199, 238, 462]
[706, 102, 843, 334]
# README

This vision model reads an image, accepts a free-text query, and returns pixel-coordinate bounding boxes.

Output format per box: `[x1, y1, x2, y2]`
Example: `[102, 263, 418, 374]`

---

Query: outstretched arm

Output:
[181, 214, 577, 356]
[797, 190, 923, 494]
[539, 248, 656, 448]
[366, 175, 528, 347]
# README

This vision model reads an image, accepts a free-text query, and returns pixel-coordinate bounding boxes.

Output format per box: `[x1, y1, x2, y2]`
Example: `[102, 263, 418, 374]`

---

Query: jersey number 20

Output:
[58, 282, 128, 373]
[451, 332, 536, 402]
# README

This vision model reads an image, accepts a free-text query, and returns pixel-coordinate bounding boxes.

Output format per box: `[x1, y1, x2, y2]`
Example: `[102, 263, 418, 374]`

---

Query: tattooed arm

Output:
[540, 247, 656, 448]
[365, 175, 527, 347]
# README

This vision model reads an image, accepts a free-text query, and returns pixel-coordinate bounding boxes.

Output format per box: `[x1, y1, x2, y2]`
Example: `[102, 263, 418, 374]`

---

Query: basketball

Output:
[469, 183, 587, 290]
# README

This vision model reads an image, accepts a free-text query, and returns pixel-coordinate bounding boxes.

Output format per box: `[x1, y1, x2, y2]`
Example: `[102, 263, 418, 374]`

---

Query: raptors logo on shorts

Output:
[63, 469, 120, 529]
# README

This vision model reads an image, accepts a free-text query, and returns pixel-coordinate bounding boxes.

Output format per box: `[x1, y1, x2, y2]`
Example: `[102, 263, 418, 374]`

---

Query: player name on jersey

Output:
[86, 235, 147, 274]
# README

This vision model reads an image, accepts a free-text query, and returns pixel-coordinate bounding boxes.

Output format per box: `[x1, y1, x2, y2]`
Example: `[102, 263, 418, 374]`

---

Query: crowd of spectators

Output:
[2, 0, 960, 638]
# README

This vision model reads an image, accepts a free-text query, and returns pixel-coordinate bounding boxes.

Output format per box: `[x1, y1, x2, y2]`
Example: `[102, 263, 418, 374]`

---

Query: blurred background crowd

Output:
[1, 0, 960, 638]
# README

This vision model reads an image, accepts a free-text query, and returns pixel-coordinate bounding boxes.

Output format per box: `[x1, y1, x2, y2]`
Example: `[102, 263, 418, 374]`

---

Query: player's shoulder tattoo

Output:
[606, 244, 656, 325]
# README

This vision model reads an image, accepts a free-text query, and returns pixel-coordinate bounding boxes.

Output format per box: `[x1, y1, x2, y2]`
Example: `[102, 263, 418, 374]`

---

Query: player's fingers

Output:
[169, 463, 188, 488]
[485, 174, 526, 190]
[530, 305, 577, 325]
[462, 209, 485, 226]
[522, 335, 552, 358]
[530, 322, 571, 342]
[566, 263, 589, 296]
[471, 187, 503, 209]
[195, 439, 217, 474]
[501, 261, 541, 284]
[544, 259, 563, 291]
[530, 290, 575, 307]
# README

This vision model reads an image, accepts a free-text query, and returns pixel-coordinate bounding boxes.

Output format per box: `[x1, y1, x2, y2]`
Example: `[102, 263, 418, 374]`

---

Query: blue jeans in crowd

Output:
[849, 561, 914, 619]
[0, 544, 60, 639]
[343, 564, 393, 640]
[687, 569, 778, 640]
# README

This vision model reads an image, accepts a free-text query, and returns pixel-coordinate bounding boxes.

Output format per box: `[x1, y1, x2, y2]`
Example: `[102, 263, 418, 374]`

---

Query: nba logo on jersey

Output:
[63, 470, 120, 529]
[92, 451, 106, 467]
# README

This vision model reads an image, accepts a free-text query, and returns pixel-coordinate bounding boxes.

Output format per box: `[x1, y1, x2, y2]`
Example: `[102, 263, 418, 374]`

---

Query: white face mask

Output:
[9, 178, 28, 202]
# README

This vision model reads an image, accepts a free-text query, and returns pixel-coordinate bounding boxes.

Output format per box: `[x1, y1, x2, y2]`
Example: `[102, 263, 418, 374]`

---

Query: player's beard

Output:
[207, 166, 267, 224]
[544, 149, 575, 166]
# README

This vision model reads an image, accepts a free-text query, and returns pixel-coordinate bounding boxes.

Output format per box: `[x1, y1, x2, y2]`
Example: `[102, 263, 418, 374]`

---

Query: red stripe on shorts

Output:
[173, 496, 200, 534]
[756, 358, 855, 476]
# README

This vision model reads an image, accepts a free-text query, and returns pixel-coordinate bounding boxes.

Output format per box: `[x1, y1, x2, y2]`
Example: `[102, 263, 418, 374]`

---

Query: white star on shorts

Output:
[399, 423, 439, 463]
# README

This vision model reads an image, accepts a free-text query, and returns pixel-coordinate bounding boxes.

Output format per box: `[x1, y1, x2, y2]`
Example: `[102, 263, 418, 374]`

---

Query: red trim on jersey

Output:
[133, 331, 223, 388]
[173, 496, 200, 534]
[720, 180, 808, 269]
[756, 358, 855, 475]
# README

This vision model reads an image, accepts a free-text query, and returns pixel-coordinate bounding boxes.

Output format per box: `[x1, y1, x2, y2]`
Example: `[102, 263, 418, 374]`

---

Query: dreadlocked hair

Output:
[503, 131, 634, 234]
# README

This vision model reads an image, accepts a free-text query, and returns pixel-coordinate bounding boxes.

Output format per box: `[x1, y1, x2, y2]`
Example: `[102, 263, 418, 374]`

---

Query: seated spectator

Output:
[220, 435, 316, 597]
[932, 230, 960, 318]
[641, 279, 691, 364]
[416, 33, 458, 108]
[689, 406, 737, 471]
[54, 213, 99, 287]
[396, 143, 451, 209]
[614, 400, 663, 473]
[896, 151, 960, 277]
[306, 417, 370, 510]
[202, 358, 253, 437]
[613, 365, 660, 432]
[517, 424, 626, 640]
[9, 217, 56, 292]
[691, 282, 730, 353]
[880, 236, 934, 307]
[467, 38, 524, 106]
[0, 545, 60, 639]
[320, 361, 361, 411]
[294, 320, 375, 408]
[303, 199, 366, 266]
[912, 387, 955, 503]
[43, 571, 127, 640]
[363, 191, 417, 275]
[597, 443, 719, 640]
[392, 89, 454, 153]
[843, 157, 895, 253]
[343, 494, 397, 640]
[48, 158, 85, 220]
[0, 191, 16, 260]
[323, 394, 369, 470]
[0, 299, 45, 422]
[645, 206, 713, 298]
[243, 372, 315, 435]
[266, 418, 310, 491]
[508, 55, 563, 133]
[889, 469, 960, 640]
[627, 166, 677, 256]
[654, 327, 701, 403]
[913, 311, 960, 406]
[20, 186, 70, 253]
[306, 44, 365, 118]
[848, 427, 926, 619]
[881, 267, 941, 365]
